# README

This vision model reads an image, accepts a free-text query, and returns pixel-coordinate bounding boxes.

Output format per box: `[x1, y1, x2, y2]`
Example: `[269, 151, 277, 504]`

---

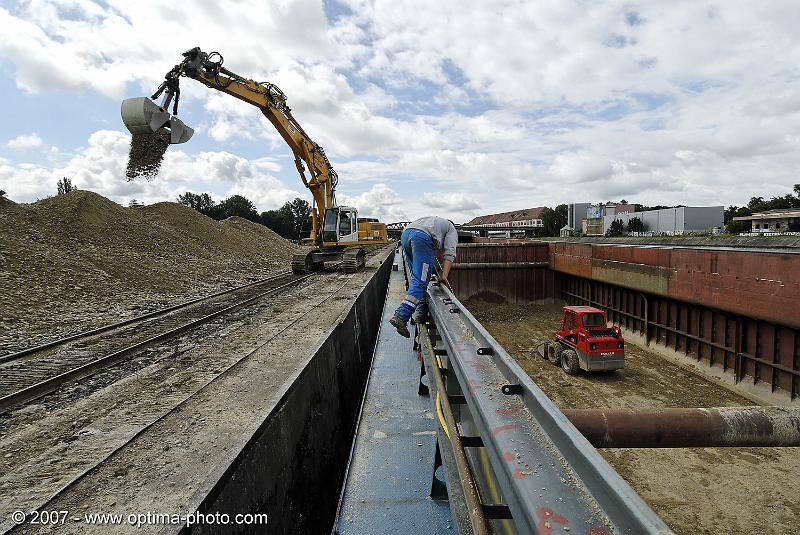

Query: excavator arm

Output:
[122, 47, 337, 245]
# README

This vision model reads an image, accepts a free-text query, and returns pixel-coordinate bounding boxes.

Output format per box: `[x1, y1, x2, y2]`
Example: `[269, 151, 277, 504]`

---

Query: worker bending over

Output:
[390, 216, 458, 338]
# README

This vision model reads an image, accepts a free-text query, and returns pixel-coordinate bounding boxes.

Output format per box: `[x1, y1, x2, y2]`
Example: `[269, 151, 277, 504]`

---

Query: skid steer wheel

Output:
[560, 349, 580, 375]
[547, 343, 562, 366]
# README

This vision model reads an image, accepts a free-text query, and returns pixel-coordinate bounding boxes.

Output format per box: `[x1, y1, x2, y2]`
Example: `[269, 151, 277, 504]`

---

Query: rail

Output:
[0, 273, 315, 414]
[0, 271, 293, 363]
[423, 281, 673, 534]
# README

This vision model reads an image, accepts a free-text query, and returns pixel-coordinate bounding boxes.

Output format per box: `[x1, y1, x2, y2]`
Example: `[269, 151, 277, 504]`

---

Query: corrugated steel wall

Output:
[453, 241, 800, 400]
[561, 275, 800, 401]
[450, 243, 557, 304]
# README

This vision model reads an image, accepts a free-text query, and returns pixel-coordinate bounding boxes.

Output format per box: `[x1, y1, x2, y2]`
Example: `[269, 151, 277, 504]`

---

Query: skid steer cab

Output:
[536, 306, 625, 375]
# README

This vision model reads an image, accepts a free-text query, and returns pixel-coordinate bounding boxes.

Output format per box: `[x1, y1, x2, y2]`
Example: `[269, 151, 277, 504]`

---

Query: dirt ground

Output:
[466, 299, 800, 535]
[0, 191, 296, 352]
[1, 251, 392, 534]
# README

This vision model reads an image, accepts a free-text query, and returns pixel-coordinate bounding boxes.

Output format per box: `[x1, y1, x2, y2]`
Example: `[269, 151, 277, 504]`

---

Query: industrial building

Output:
[733, 208, 800, 233]
[604, 206, 724, 235]
[567, 202, 638, 236]
[562, 202, 590, 236]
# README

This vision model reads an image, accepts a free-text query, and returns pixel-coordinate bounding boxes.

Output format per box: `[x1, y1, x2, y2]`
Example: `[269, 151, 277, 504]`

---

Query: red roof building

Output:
[464, 207, 546, 228]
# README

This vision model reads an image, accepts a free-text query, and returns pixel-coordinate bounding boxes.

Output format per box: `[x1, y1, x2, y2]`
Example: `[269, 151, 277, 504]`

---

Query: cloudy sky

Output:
[1, 1, 799, 223]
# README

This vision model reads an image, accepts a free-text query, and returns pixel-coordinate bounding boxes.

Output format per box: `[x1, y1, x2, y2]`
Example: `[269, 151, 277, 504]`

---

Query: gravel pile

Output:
[0, 191, 296, 349]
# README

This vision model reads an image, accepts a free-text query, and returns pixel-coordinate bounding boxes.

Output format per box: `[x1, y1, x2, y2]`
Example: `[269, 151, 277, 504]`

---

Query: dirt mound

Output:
[34, 190, 129, 228]
[0, 191, 296, 347]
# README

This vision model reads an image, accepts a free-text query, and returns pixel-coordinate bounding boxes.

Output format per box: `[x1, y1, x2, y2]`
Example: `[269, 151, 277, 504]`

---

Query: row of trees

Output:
[177, 191, 313, 241]
[724, 184, 800, 234]
[605, 216, 645, 237]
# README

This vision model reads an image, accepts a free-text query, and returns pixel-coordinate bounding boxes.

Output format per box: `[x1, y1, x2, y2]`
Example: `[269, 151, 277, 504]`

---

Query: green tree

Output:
[539, 204, 568, 236]
[626, 216, 645, 233]
[261, 208, 294, 238]
[606, 219, 625, 237]
[724, 205, 753, 234]
[287, 198, 313, 240]
[725, 206, 753, 234]
[177, 192, 216, 216]
[217, 194, 261, 222]
[57, 177, 75, 195]
[260, 198, 314, 240]
[746, 188, 800, 212]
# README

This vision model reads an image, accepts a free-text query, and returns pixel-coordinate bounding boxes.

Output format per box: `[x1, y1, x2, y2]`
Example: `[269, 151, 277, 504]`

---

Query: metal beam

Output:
[563, 407, 800, 448]
[420, 325, 490, 535]
[426, 282, 672, 535]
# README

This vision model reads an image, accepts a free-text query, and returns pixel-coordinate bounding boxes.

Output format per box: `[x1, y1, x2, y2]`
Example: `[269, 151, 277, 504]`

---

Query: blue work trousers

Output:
[395, 228, 435, 323]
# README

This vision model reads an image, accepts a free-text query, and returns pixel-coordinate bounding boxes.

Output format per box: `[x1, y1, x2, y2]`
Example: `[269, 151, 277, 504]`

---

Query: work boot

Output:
[412, 303, 429, 325]
[390, 315, 410, 338]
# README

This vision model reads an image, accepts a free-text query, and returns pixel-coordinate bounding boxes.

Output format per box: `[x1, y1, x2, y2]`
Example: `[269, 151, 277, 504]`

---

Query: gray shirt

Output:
[407, 216, 458, 262]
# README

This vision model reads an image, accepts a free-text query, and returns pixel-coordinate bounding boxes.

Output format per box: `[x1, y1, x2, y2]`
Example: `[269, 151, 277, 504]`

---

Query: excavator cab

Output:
[323, 207, 360, 244]
[293, 206, 370, 274]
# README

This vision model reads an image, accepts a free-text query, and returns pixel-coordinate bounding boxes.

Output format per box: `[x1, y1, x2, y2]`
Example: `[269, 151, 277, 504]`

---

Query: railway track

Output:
[0, 271, 297, 363]
[0, 270, 319, 414]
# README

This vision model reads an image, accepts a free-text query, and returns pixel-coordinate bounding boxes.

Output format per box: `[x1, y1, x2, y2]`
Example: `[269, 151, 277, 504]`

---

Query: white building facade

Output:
[603, 206, 724, 235]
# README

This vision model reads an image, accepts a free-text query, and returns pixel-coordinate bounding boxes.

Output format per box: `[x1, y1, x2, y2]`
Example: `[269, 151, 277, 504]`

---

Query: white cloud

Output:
[0, 1, 336, 98]
[0, 129, 305, 211]
[422, 192, 480, 211]
[6, 133, 43, 149]
[339, 183, 407, 221]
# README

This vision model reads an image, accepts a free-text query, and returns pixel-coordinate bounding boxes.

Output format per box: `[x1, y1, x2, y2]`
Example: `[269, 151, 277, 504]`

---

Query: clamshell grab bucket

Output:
[120, 97, 193, 144]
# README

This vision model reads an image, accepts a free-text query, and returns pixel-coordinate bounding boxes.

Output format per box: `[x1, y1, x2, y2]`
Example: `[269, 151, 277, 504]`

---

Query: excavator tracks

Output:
[342, 248, 366, 273]
[291, 249, 323, 274]
[291, 250, 313, 274]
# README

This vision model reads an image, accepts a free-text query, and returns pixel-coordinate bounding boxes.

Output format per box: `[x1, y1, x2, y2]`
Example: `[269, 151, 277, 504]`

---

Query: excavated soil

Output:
[0, 191, 296, 351]
[466, 299, 800, 535]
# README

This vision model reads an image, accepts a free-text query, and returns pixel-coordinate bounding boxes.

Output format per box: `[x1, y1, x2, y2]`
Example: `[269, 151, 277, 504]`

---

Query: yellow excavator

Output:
[121, 47, 389, 273]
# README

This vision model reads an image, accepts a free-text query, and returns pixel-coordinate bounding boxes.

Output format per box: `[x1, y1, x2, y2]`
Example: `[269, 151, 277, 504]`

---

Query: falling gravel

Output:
[126, 131, 171, 180]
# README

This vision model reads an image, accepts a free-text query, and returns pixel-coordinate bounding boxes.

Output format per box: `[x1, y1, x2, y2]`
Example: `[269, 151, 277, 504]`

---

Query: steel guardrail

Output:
[425, 281, 673, 534]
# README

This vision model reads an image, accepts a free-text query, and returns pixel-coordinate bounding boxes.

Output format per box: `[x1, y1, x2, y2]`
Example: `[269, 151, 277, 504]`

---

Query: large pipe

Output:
[563, 407, 800, 448]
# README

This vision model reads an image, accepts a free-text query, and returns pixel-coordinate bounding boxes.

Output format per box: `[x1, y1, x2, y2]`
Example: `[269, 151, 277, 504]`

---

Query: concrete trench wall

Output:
[452, 242, 800, 403]
[183, 256, 393, 535]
